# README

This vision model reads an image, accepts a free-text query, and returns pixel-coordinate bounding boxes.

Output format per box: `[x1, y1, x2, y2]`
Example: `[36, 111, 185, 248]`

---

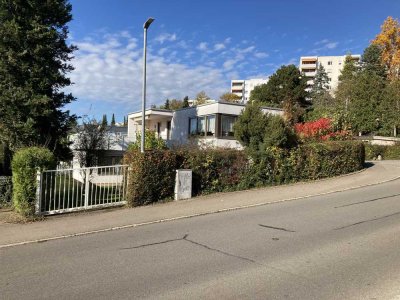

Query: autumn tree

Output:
[0, 0, 77, 161]
[195, 91, 210, 105]
[219, 92, 242, 103]
[372, 16, 400, 81]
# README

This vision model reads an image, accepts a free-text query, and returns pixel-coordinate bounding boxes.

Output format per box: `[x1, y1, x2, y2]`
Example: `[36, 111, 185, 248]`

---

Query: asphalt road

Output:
[1, 179, 400, 300]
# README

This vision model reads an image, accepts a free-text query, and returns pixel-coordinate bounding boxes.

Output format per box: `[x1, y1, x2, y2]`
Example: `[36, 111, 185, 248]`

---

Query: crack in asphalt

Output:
[335, 193, 400, 208]
[121, 234, 255, 263]
[259, 224, 295, 232]
[334, 211, 400, 230]
[120, 234, 189, 250]
[182, 235, 256, 263]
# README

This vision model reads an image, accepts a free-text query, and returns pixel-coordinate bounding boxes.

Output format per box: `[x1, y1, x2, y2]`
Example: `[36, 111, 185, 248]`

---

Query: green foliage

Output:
[365, 144, 400, 160]
[183, 96, 190, 108]
[240, 142, 365, 189]
[0, 176, 12, 208]
[250, 65, 308, 115]
[311, 64, 330, 98]
[234, 103, 297, 153]
[11, 147, 56, 216]
[124, 150, 182, 206]
[128, 130, 167, 151]
[101, 114, 108, 127]
[111, 114, 116, 126]
[362, 44, 387, 79]
[0, 143, 11, 175]
[234, 102, 267, 151]
[124, 142, 365, 206]
[0, 0, 77, 161]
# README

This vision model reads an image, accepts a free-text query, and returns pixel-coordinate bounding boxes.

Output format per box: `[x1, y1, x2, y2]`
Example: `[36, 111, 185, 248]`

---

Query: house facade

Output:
[128, 101, 284, 149]
[231, 78, 269, 103]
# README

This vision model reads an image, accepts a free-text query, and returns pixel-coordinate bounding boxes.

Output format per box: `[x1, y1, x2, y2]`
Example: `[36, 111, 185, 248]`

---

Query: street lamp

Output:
[141, 17, 155, 153]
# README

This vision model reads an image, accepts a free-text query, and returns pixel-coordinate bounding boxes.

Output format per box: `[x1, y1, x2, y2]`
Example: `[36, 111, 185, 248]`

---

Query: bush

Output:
[0, 176, 12, 208]
[183, 149, 248, 195]
[124, 142, 364, 207]
[365, 144, 400, 160]
[124, 150, 182, 206]
[241, 141, 365, 189]
[11, 147, 56, 216]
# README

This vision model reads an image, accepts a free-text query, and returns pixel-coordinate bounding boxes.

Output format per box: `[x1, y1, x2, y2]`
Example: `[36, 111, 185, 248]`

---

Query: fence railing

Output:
[37, 165, 129, 215]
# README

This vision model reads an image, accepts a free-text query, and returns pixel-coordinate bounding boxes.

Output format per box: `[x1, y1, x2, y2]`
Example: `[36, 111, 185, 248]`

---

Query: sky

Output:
[65, 0, 400, 122]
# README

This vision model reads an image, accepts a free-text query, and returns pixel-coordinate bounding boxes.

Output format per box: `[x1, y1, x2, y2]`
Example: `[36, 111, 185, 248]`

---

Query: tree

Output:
[164, 99, 170, 110]
[0, 0, 77, 161]
[250, 65, 309, 124]
[234, 102, 296, 153]
[195, 91, 210, 105]
[362, 44, 387, 79]
[182, 96, 190, 108]
[74, 118, 108, 167]
[233, 102, 267, 152]
[372, 16, 400, 81]
[169, 99, 184, 110]
[219, 92, 242, 103]
[123, 116, 128, 126]
[128, 130, 167, 151]
[338, 54, 359, 82]
[102, 114, 108, 127]
[311, 64, 330, 99]
[111, 113, 116, 126]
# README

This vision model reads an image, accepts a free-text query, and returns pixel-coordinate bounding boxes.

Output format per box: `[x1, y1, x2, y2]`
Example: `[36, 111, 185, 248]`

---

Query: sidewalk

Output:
[1, 161, 400, 248]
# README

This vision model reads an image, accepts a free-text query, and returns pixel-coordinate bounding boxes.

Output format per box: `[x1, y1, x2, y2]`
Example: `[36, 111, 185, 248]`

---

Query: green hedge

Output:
[124, 142, 365, 207]
[365, 144, 400, 160]
[0, 176, 12, 208]
[11, 147, 56, 216]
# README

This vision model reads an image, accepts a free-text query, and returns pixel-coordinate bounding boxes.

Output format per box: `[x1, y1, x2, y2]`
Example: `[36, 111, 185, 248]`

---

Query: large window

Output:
[189, 115, 216, 137]
[206, 115, 215, 136]
[221, 115, 236, 137]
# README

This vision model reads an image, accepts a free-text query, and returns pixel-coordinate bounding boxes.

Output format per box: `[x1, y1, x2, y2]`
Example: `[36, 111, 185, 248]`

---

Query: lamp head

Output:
[144, 18, 155, 29]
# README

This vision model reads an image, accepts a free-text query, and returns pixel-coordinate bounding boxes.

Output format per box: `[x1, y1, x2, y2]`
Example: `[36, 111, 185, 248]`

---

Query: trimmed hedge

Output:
[124, 142, 365, 207]
[12, 147, 56, 216]
[365, 144, 400, 160]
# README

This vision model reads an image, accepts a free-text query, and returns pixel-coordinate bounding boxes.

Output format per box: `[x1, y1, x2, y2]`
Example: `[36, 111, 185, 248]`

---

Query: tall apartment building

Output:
[231, 78, 269, 103]
[299, 55, 361, 92]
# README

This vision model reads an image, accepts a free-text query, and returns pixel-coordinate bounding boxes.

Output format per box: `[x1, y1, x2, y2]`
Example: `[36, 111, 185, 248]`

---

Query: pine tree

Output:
[311, 64, 330, 97]
[182, 96, 189, 108]
[101, 114, 108, 127]
[111, 113, 116, 126]
[0, 0, 77, 160]
[164, 99, 170, 109]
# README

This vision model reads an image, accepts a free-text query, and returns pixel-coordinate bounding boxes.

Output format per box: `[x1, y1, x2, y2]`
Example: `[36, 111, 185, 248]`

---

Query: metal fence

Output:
[37, 165, 129, 215]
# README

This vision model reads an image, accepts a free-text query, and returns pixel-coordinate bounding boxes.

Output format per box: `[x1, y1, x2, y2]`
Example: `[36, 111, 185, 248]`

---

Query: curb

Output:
[1, 172, 400, 250]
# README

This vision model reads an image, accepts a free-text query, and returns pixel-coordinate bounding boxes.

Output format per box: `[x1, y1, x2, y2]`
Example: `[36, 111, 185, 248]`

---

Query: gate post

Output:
[35, 169, 42, 215]
[84, 168, 90, 208]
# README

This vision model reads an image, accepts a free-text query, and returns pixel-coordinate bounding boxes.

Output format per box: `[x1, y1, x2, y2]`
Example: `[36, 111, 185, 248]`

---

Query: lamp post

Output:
[141, 17, 155, 153]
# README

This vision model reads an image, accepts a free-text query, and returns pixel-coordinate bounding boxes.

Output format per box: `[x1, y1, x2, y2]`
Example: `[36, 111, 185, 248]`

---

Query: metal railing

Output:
[36, 165, 129, 215]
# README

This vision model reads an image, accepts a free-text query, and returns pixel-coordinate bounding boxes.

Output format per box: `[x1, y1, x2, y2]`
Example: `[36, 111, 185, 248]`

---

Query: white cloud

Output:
[67, 32, 227, 110]
[325, 42, 338, 49]
[314, 38, 329, 45]
[311, 39, 339, 53]
[154, 33, 177, 44]
[214, 43, 225, 51]
[254, 52, 269, 58]
[197, 42, 208, 51]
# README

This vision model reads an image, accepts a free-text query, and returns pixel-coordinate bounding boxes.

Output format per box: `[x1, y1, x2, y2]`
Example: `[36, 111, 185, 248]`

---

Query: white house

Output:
[128, 101, 284, 150]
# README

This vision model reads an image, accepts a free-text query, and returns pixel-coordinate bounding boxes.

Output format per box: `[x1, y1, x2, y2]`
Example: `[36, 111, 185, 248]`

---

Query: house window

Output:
[327, 61, 332, 65]
[206, 115, 215, 136]
[221, 115, 237, 137]
[188, 115, 216, 137]
[167, 121, 171, 140]
[197, 117, 206, 136]
[189, 117, 197, 135]
[157, 122, 161, 137]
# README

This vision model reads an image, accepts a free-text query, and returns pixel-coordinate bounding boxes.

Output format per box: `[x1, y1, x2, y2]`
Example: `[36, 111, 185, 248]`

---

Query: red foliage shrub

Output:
[295, 118, 350, 142]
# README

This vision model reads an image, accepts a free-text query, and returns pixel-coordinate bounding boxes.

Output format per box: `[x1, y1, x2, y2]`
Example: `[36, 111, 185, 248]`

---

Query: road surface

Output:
[1, 179, 400, 299]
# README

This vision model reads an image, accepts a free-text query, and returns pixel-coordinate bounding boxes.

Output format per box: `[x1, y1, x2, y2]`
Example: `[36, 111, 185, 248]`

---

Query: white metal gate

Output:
[36, 165, 128, 215]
